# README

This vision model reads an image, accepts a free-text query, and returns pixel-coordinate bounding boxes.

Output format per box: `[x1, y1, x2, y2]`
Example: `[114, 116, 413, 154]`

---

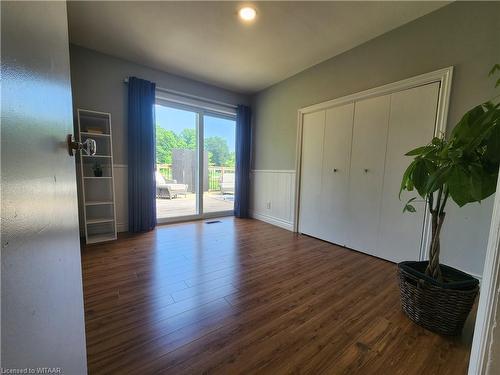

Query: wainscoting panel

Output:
[114, 164, 128, 232]
[250, 170, 296, 231]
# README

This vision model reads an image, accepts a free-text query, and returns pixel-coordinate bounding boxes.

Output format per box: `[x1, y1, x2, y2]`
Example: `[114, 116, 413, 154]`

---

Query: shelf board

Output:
[87, 218, 115, 224]
[83, 176, 112, 179]
[81, 132, 110, 137]
[87, 233, 116, 244]
[82, 155, 111, 158]
[79, 108, 111, 116]
[85, 201, 113, 206]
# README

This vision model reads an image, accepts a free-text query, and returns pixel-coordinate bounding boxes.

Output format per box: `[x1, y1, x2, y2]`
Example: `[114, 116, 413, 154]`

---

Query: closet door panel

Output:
[347, 94, 391, 254]
[320, 103, 354, 245]
[298, 110, 325, 237]
[378, 82, 440, 262]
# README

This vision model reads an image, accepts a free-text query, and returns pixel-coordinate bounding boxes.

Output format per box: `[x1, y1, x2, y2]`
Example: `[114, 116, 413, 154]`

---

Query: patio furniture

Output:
[155, 171, 188, 199]
[220, 173, 235, 196]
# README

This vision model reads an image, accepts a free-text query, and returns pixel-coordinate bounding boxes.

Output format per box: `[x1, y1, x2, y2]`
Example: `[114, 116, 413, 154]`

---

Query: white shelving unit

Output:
[76, 109, 117, 244]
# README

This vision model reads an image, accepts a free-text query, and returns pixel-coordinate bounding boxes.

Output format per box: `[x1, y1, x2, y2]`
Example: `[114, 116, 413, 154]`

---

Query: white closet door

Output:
[347, 94, 391, 255]
[378, 82, 440, 262]
[299, 110, 325, 237]
[319, 103, 354, 245]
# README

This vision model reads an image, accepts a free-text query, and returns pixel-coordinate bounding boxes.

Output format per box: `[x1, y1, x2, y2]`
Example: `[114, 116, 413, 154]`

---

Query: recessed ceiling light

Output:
[239, 7, 256, 22]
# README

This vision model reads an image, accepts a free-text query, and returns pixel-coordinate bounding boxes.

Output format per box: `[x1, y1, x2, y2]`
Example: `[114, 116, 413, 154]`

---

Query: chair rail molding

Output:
[250, 169, 296, 231]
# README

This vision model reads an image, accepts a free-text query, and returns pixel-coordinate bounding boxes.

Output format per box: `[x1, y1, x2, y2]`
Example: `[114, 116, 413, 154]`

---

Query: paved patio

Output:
[156, 192, 234, 219]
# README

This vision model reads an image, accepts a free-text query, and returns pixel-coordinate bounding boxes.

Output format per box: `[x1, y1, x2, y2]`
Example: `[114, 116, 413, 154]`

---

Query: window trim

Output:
[155, 89, 237, 117]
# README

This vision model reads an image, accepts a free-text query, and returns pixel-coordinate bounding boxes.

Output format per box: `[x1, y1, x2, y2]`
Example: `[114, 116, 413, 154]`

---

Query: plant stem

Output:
[426, 188, 444, 281]
[439, 187, 449, 216]
[435, 187, 443, 213]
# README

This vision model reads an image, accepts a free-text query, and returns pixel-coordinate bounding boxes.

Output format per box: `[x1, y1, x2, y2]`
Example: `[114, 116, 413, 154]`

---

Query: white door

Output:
[377, 82, 440, 262]
[1, 2, 87, 372]
[347, 95, 391, 255]
[319, 103, 354, 245]
[299, 110, 325, 237]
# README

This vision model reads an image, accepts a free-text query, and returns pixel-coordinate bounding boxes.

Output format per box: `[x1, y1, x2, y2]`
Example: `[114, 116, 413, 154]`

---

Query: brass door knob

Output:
[67, 134, 97, 156]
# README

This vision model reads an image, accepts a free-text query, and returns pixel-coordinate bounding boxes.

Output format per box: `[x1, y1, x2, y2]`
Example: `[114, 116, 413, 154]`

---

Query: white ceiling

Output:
[67, 1, 448, 94]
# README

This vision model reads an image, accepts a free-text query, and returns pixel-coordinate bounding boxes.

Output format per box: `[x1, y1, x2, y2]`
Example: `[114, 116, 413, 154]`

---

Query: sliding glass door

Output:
[155, 105, 199, 220]
[203, 115, 236, 214]
[155, 102, 236, 223]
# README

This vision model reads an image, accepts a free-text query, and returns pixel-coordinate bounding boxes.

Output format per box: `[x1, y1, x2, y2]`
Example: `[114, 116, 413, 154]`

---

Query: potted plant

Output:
[398, 65, 500, 335]
[93, 162, 103, 177]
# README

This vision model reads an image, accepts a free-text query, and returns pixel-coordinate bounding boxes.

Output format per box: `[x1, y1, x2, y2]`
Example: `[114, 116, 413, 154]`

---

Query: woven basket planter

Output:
[398, 261, 479, 336]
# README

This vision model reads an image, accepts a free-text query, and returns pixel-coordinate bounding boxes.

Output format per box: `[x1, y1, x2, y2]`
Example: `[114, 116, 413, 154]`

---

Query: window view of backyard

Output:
[155, 104, 236, 219]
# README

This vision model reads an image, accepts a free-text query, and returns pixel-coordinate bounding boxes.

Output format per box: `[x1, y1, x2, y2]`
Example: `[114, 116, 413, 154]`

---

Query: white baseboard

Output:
[116, 222, 128, 233]
[250, 210, 294, 231]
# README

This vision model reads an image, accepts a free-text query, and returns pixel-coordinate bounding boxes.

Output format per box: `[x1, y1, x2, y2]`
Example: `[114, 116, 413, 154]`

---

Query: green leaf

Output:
[489, 64, 500, 76]
[451, 105, 485, 141]
[448, 166, 474, 207]
[405, 146, 432, 156]
[425, 166, 452, 194]
[403, 198, 417, 213]
[403, 197, 417, 212]
[484, 102, 496, 111]
[412, 159, 430, 197]
[470, 165, 484, 201]
[404, 204, 416, 213]
[400, 161, 416, 198]
[485, 120, 500, 162]
[450, 104, 500, 157]
[470, 165, 498, 202]
[432, 137, 442, 146]
[448, 148, 463, 162]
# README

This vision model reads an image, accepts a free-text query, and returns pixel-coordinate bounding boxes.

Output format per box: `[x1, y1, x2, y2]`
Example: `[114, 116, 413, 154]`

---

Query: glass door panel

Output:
[155, 104, 199, 220]
[203, 115, 236, 214]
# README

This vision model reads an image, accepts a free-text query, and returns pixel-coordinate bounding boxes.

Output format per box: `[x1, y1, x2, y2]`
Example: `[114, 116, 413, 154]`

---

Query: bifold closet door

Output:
[346, 94, 391, 255]
[299, 110, 325, 237]
[378, 82, 440, 262]
[319, 103, 354, 245]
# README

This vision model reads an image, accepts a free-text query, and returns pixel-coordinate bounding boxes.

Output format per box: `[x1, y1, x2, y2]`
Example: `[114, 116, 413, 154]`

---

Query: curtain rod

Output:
[123, 78, 238, 109]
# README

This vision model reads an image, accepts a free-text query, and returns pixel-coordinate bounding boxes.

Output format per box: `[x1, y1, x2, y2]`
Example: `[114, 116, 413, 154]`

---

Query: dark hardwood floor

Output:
[82, 217, 473, 374]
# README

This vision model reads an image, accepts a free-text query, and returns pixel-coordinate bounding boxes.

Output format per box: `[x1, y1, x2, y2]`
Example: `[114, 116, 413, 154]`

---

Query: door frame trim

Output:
[293, 66, 454, 263]
[469, 171, 500, 375]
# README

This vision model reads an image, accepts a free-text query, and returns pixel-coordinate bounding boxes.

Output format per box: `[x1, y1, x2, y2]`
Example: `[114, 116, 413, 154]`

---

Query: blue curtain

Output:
[127, 77, 157, 232]
[234, 105, 252, 218]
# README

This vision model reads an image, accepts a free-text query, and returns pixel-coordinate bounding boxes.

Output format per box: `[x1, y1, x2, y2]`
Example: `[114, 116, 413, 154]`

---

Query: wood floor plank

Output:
[82, 217, 472, 374]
